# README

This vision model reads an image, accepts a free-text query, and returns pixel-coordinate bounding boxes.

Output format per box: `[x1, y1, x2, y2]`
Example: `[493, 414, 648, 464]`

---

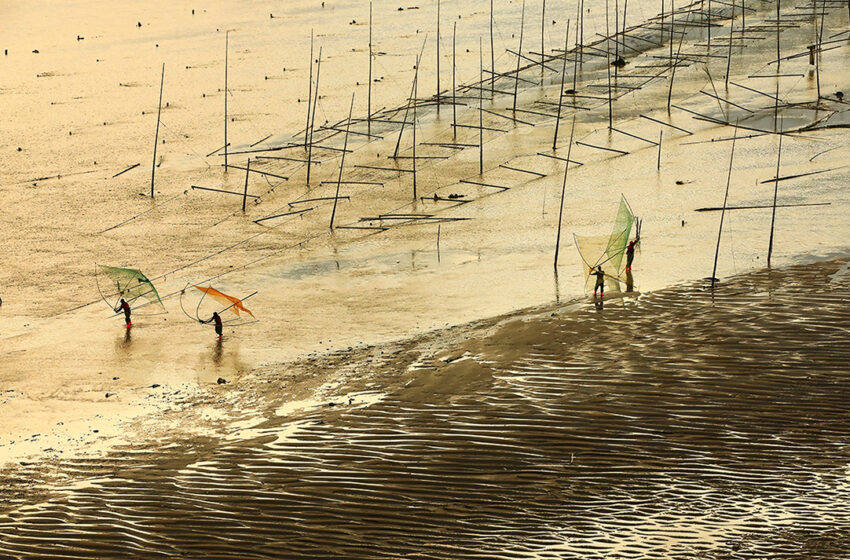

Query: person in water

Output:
[202, 311, 223, 340]
[625, 238, 639, 271]
[592, 266, 605, 298]
[114, 298, 131, 327]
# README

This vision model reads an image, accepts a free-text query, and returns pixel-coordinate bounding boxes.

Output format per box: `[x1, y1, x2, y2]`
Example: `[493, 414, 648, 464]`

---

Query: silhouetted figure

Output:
[202, 311, 223, 340]
[592, 267, 605, 298]
[114, 298, 131, 327]
[626, 238, 639, 271]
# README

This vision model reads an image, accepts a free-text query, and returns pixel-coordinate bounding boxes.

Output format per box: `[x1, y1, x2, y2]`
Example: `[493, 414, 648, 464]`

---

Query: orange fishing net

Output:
[193, 285, 254, 317]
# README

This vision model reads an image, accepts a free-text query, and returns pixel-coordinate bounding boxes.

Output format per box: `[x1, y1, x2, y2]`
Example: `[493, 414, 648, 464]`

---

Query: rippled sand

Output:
[1, 258, 848, 558]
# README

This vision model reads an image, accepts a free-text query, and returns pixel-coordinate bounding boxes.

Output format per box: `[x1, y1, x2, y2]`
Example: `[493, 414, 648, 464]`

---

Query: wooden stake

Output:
[553, 19, 570, 150]
[307, 47, 322, 186]
[242, 158, 250, 212]
[711, 124, 738, 288]
[224, 31, 229, 170]
[554, 117, 576, 268]
[767, 118, 782, 267]
[151, 62, 164, 198]
[512, 0, 527, 117]
[307, 29, 314, 145]
[331, 93, 356, 229]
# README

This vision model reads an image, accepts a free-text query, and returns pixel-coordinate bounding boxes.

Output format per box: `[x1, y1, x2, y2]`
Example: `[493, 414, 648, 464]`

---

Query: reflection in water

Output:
[212, 339, 223, 366]
[115, 326, 132, 351]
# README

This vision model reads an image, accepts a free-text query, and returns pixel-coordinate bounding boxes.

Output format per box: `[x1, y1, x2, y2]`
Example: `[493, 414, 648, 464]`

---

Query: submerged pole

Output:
[331, 93, 356, 229]
[767, 120, 783, 267]
[151, 62, 164, 198]
[307, 47, 322, 186]
[711, 125, 738, 288]
[554, 117, 576, 268]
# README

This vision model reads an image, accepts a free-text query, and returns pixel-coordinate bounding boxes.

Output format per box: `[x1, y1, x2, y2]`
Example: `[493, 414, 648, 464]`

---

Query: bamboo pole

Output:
[767, 119, 782, 267]
[453, 21, 457, 139]
[725, 0, 734, 88]
[436, 0, 441, 112]
[368, 7, 373, 137]
[553, 19, 570, 150]
[554, 117, 576, 268]
[331, 93, 356, 229]
[306, 29, 314, 145]
[490, 0, 495, 96]
[606, 0, 613, 128]
[615, 0, 620, 77]
[541, 0, 546, 80]
[572, 18, 580, 91]
[151, 62, 164, 198]
[513, 0, 527, 117]
[479, 37, 484, 174]
[307, 47, 322, 186]
[579, 0, 585, 63]
[413, 54, 419, 199]
[657, 130, 663, 169]
[224, 31, 229, 170]
[711, 124, 738, 288]
[242, 158, 250, 212]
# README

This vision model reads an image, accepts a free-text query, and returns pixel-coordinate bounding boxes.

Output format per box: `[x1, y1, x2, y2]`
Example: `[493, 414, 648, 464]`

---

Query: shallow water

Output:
[1, 259, 848, 558]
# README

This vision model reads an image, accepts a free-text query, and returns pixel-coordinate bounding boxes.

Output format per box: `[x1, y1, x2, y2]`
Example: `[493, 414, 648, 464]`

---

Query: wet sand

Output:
[1, 258, 849, 558]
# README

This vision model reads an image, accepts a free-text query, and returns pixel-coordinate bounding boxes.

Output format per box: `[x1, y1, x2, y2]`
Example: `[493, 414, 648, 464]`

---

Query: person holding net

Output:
[114, 298, 132, 327]
[626, 238, 639, 272]
[201, 311, 223, 340]
[592, 266, 605, 298]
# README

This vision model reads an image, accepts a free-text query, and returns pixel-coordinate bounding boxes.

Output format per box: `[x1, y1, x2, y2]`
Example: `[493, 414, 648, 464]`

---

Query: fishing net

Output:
[98, 265, 164, 308]
[573, 196, 634, 293]
[193, 285, 254, 317]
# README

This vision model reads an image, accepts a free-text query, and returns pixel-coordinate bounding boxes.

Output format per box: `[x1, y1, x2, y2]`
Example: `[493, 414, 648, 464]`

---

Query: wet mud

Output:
[1, 258, 848, 559]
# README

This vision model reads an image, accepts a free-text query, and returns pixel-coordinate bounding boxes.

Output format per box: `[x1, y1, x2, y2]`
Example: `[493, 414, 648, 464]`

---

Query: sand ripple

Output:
[1, 260, 849, 558]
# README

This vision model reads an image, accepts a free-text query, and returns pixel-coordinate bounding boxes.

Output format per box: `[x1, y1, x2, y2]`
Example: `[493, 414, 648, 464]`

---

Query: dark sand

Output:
[1, 258, 848, 559]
